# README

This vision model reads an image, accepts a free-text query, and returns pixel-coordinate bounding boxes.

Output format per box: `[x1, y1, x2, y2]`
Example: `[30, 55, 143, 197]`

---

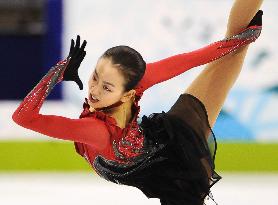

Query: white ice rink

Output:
[0, 172, 277, 205]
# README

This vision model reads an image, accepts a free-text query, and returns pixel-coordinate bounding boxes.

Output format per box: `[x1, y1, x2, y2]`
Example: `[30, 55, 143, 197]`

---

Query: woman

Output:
[12, 1, 263, 204]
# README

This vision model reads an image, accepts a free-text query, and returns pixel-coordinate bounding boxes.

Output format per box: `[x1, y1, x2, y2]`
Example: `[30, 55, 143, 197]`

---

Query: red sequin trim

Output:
[80, 88, 145, 162]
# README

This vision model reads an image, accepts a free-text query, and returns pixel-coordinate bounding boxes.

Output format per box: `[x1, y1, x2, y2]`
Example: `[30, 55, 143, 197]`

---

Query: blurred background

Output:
[0, 0, 277, 204]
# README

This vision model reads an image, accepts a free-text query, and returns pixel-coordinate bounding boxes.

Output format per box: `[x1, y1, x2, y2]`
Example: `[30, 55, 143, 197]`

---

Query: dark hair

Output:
[101, 45, 146, 93]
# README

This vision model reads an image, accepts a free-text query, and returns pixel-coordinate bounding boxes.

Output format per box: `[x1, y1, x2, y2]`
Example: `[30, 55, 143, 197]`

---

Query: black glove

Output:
[248, 10, 263, 27]
[63, 35, 87, 90]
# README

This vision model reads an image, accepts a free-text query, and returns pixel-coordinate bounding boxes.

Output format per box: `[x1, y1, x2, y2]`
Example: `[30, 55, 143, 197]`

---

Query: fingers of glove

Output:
[75, 40, 87, 59]
[71, 35, 80, 57]
[77, 47, 87, 60]
[248, 10, 263, 27]
[252, 10, 263, 25]
[80, 40, 87, 50]
[69, 39, 75, 56]
[81, 50, 86, 60]
[256, 10, 263, 17]
[75, 35, 80, 50]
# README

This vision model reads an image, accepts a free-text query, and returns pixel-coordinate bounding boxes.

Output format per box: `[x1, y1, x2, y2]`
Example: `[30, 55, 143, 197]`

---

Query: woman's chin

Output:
[89, 106, 96, 112]
[89, 103, 104, 112]
[87, 101, 96, 110]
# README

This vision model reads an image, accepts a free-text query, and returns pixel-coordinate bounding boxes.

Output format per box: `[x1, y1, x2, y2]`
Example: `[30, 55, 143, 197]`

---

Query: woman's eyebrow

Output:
[95, 69, 115, 87]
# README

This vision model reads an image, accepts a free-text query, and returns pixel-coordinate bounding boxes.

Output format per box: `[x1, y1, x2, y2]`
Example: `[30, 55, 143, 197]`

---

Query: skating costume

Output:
[13, 25, 261, 205]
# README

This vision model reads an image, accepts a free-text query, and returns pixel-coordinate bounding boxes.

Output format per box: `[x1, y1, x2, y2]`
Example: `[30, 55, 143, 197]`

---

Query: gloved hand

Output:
[248, 10, 263, 27]
[63, 35, 87, 90]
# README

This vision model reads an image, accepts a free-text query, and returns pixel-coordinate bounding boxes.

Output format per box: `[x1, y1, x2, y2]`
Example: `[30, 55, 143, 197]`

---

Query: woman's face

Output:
[88, 57, 135, 110]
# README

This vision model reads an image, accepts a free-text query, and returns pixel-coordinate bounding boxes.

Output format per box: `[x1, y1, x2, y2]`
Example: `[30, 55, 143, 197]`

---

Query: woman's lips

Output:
[89, 94, 99, 103]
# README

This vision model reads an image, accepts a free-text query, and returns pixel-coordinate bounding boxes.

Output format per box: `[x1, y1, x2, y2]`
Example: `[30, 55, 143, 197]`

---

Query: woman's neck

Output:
[111, 100, 134, 129]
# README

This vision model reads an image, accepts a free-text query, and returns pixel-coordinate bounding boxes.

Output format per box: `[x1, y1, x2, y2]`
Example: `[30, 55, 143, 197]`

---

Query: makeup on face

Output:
[88, 58, 126, 109]
[94, 69, 116, 88]
[89, 93, 99, 103]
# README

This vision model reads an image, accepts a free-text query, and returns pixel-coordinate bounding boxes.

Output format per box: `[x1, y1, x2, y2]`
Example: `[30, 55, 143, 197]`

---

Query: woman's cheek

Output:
[88, 79, 92, 87]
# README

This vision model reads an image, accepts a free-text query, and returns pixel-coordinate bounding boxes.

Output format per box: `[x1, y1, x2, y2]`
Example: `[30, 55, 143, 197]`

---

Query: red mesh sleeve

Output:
[136, 25, 262, 92]
[12, 59, 110, 151]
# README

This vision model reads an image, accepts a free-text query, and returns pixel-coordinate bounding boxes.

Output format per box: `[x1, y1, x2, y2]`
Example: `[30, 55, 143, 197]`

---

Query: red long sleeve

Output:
[12, 59, 110, 151]
[137, 25, 262, 92]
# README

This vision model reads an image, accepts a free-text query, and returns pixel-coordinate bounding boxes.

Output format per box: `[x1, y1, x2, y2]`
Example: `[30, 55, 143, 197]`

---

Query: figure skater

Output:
[12, 0, 263, 204]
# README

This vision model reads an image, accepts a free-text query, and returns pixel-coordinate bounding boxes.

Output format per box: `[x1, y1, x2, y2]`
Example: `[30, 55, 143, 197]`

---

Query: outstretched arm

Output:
[12, 38, 110, 151]
[136, 24, 261, 93]
[185, 0, 264, 130]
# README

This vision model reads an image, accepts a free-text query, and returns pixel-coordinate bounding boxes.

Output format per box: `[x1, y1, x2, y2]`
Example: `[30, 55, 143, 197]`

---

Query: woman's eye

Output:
[103, 86, 111, 92]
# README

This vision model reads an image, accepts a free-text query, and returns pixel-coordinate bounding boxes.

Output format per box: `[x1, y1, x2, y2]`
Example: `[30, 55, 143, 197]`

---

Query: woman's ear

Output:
[121, 89, 136, 102]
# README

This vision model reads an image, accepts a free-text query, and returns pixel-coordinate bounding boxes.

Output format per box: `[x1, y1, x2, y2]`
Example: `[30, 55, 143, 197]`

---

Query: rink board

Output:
[0, 141, 278, 172]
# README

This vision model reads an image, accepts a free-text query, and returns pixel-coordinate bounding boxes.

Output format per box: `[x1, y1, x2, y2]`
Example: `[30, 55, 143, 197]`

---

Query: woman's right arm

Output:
[12, 38, 110, 151]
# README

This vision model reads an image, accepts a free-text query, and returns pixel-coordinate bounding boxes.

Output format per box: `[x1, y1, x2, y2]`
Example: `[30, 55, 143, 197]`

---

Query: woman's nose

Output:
[90, 84, 101, 96]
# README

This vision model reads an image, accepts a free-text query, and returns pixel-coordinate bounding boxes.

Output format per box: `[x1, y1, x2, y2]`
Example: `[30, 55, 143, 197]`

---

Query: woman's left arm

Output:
[136, 24, 261, 92]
